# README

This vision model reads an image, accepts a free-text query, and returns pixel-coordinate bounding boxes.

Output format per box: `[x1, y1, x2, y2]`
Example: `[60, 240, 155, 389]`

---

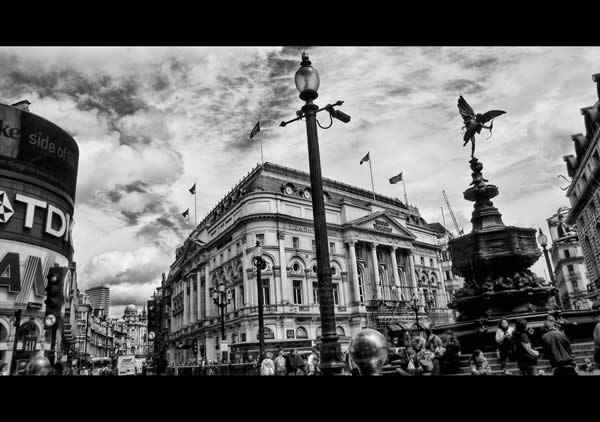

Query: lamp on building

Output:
[252, 241, 267, 363]
[279, 52, 350, 375]
[212, 282, 231, 362]
[537, 228, 563, 309]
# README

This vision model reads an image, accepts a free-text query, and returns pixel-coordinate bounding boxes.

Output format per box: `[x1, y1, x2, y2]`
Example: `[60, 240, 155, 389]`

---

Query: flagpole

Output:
[194, 182, 197, 226]
[402, 177, 408, 205]
[368, 157, 375, 200]
[260, 138, 264, 165]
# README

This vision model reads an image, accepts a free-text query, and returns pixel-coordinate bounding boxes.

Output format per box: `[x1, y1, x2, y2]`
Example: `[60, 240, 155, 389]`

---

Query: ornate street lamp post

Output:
[252, 241, 267, 363]
[280, 52, 351, 375]
[212, 283, 231, 362]
[410, 294, 420, 329]
[537, 228, 563, 309]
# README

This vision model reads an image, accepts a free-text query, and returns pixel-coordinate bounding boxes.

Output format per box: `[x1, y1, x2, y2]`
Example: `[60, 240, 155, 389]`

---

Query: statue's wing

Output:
[479, 110, 506, 124]
[458, 96, 475, 121]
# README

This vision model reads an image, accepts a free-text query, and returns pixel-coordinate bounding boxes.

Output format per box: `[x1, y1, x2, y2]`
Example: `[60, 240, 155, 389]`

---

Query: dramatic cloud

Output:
[2, 46, 599, 316]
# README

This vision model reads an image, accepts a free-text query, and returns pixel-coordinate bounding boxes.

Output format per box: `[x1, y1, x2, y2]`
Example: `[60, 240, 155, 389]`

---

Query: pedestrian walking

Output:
[307, 349, 320, 376]
[495, 318, 514, 375]
[469, 350, 492, 376]
[541, 320, 577, 376]
[274, 349, 287, 376]
[260, 352, 275, 376]
[292, 350, 307, 375]
[512, 318, 539, 376]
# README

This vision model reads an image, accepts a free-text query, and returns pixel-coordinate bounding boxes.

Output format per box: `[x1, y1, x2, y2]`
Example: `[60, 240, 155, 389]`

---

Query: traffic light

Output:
[192, 342, 198, 355]
[44, 268, 64, 328]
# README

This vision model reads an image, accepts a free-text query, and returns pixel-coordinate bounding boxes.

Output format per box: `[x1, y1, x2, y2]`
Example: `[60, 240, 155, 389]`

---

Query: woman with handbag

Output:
[495, 319, 514, 375]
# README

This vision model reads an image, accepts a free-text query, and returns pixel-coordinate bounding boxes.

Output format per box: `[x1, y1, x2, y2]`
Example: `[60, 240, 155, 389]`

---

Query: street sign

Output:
[23, 336, 37, 352]
[220, 342, 228, 352]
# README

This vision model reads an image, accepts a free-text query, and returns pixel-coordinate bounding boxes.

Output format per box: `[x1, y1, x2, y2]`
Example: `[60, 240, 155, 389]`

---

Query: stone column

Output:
[204, 266, 210, 318]
[348, 240, 361, 303]
[241, 236, 251, 307]
[407, 251, 417, 290]
[277, 231, 288, 304]
[436, 253, 449, 307]
[390, 247, 400, 301]
[341, 272, 350, 306]
[371, 243, 382, 300]
[196, 272, 202, 321]
[183, 279, 189, 327]
[188, 277, 194, 325]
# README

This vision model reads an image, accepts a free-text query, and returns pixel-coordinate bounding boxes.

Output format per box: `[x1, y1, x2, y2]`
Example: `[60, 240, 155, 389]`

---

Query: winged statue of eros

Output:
[458, 96, 506, 157]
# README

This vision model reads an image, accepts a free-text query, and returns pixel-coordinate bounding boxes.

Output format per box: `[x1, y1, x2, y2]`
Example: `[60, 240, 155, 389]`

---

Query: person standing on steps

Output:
[495, 318, 514, 375]
[541, 320, 577, 376]
[513, 318, 539, 376]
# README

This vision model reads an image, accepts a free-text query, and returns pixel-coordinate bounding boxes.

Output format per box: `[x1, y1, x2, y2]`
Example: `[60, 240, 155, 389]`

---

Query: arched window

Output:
[18, 321, 39, 341]
[296, 327, 308, 339]
[357, 266, 365, 303]
[336, 326, 345, 336]
[0, 323, 7, 342]
[379, 266, 392, 301]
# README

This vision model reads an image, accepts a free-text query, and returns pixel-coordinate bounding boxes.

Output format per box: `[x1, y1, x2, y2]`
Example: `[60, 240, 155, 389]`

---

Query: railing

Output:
[166, 363, 259, 376]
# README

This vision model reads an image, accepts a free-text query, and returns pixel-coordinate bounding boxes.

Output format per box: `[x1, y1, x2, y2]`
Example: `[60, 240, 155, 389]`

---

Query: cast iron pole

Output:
[302, 100, 343, 375]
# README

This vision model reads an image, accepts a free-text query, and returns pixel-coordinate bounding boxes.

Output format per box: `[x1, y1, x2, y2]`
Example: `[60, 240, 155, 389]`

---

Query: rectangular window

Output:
[593, 150, 600, 166]
[239, 285, 244, 307]
[256, 233, 265, 246]
[330, 242, 336, 254]
[582, 173, 588, 185]
[312, 239, 316, 251]
[332, 283, 339, 305]
[293, 280, 303, 304]
[567, 264, 575, 275]
[293, 237, 300, 249]
[420, 257, 425, 266]
[571, 280, 579, 292]
[312, 282, 319, 304]
[262, 279, 270, 305]
[564, 249, 571, 259]
[445, 270, 450, 281]
[430, 258, 434, 267]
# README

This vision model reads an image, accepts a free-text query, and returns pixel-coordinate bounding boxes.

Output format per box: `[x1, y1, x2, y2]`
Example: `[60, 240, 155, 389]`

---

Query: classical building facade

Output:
[547, 207, 592, 310]
[122, 304, 148, 356]
[425, 223, 464, 303]
[564, 73, 600, 309]
[163, 162, 454, 365]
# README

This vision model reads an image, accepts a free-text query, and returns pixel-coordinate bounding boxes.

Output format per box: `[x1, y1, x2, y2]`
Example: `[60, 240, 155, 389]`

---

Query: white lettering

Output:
[15, 194, 47, 228]
[45, 204, 66, 238]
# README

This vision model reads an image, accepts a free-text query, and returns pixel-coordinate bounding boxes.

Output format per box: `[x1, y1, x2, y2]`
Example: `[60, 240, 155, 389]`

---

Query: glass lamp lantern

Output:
[294, 52, 320, 102]
[537, 229, 548, 248]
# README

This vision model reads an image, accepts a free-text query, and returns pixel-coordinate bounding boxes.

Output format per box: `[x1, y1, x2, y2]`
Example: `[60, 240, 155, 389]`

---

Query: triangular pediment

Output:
[343, 211, 416, 239]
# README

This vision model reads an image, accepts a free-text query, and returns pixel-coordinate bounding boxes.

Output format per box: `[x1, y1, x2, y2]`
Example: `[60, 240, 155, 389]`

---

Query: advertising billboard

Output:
[0, 103, 79, 201]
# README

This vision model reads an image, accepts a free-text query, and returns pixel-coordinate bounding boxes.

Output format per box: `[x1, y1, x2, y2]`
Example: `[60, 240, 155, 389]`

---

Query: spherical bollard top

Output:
[348, 329, 388, 376]
[25, 356, 52, 376]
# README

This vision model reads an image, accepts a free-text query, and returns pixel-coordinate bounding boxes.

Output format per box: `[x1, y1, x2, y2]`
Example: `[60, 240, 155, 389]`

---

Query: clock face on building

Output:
[285, 186, 293, 195]
[303, 190, 311, 199]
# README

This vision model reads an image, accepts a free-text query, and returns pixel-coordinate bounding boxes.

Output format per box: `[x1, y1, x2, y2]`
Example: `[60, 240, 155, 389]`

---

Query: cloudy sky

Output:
[1, 46, 597, 317]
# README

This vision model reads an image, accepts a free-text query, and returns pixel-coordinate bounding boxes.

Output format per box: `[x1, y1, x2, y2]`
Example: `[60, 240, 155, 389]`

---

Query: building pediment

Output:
[343, 211, 416, 240]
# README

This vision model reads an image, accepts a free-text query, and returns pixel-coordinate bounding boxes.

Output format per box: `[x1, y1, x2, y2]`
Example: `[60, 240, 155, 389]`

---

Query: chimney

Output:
[11, 100, 31, 112]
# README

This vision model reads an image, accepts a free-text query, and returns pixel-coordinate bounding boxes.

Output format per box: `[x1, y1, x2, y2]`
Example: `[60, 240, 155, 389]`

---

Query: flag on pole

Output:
[389, 172, 403, 184]
[250, 121, 260, 139]
[189, 183, 196, 195]
[182, 208, 189, 218]
[360, 152, 370, 165]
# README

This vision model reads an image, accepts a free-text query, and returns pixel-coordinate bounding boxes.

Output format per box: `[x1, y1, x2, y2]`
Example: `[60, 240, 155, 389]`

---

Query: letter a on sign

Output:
[0, 252, 21, 292]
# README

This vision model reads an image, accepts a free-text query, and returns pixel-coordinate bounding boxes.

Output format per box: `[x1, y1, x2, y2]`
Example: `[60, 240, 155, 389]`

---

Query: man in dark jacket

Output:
[541, 320, 577, 376]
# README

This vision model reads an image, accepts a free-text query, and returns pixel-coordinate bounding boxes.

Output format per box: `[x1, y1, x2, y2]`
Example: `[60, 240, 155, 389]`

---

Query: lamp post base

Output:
[319, 337, 345, 376]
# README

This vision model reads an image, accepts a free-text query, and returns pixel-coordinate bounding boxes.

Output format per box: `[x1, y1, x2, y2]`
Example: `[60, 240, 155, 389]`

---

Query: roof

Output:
[425, 222, 448, 234]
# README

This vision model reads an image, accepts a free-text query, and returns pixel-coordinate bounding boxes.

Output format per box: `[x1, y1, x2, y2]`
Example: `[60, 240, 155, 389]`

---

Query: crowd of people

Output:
[379, 313, 600, 376]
